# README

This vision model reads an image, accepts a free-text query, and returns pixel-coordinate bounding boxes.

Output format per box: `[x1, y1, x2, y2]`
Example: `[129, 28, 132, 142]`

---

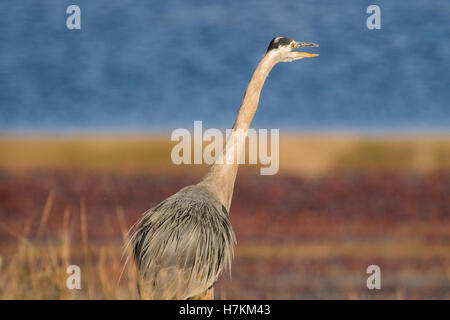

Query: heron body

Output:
[130, 184, 234, 299]
[128, 37, 319, 299]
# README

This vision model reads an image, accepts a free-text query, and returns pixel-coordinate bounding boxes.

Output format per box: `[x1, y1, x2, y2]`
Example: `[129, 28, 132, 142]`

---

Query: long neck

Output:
[199, 53, 278, 210]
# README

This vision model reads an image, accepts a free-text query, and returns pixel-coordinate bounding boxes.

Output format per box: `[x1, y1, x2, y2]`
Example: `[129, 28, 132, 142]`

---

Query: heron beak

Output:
[295, 52, 319, 58]
[292, 41, 319, 59]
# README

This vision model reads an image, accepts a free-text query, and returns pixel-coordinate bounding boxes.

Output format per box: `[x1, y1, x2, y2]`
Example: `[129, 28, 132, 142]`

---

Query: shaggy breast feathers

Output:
[129, 185, 236, 299]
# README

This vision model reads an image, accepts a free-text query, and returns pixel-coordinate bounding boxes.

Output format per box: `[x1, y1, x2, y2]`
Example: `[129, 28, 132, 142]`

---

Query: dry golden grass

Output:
[0, 192, 139, 299]
[236, 242, 450, 260]
[1, 134, 449, 175]
[1, 219, 449, 299]
[2, 221, 448, 299]
[0, 135, 174, 173]
[280, 134, 450, 175]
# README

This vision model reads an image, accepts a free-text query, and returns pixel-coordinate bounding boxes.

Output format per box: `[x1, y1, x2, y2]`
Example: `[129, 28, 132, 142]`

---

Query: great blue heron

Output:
[127, 37, 319, 299]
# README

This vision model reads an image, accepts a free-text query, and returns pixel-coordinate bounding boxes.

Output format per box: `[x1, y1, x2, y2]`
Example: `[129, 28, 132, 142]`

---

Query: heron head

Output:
[266, 37, 319, 62]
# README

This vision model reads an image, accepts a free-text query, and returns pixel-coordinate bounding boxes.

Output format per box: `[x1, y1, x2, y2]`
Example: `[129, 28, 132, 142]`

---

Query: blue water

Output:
[0, 1, 449, 133]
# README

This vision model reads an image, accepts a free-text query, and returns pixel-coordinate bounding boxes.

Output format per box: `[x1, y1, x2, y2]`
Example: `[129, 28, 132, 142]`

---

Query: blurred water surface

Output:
[0, 0, 449, 133]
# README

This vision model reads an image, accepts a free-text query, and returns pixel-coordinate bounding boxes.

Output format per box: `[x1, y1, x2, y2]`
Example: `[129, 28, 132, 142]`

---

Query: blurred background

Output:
[0, 0, 449, 299]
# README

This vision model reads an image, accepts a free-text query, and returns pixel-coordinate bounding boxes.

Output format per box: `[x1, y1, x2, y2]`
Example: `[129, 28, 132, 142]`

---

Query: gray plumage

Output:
[129, 184, 235, 299]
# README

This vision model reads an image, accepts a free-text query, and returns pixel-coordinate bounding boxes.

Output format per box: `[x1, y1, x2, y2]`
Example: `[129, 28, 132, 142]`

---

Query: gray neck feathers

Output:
[199, 53, 278, 211]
